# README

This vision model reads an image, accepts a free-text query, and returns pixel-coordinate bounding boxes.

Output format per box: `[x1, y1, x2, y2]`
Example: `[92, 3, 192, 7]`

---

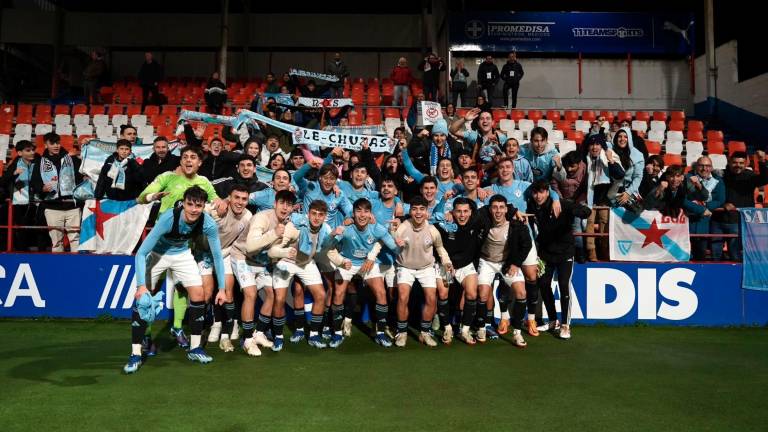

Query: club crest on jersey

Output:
[514, 189, 522, 198]
[366, 235, 375, 244]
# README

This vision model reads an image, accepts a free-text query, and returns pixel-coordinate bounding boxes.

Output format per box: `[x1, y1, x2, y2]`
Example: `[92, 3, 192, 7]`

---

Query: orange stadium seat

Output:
[707, 130, 724, 142]
[510, 110, 525, 121]
[617, 111, 632, 123]
[581, 110, 596, 122]
[527, 110, 543, 122]
[564, 110, 579, 122]
[546, 110, 561, 121]
[707, 141, 724, 154]
[728, 141, 746, 155]
[653, 111, 668, 122]
[687, 120, 704, 132]
[664, 153, 683, 166]
[645, 140, 662, 155]
[635, 111, 650, 122]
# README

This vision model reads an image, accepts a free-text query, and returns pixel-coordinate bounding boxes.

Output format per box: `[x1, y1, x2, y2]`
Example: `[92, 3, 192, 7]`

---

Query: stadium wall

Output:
[0, 254, 765, 327]
[693, 40, 768, 145]
[451, 55, 694, 112]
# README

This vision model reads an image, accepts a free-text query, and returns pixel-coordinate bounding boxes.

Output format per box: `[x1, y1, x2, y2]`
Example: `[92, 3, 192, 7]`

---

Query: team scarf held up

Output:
[12, 159, 34, 205]
[40, 153, 76, 200]
[107, 157, 128, 190]
[176, 109, 396, 153]
[288, 68, 339, 83]
[429, 142, 451, 176]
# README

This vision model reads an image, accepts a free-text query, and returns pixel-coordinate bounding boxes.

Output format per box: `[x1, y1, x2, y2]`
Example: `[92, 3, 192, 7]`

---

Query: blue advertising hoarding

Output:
[450, 12, 695, 55]
[1, 254, 765, 326]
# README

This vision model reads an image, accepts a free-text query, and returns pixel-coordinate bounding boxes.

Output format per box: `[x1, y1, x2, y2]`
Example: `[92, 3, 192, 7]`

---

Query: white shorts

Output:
[146, 250, 202, 290]
[396, 265, 437, 289]
[196, 253, 233, 276]
[272, 260, 323, 289]
[314, 250, 338, 273]
[477, 258, 525, 287]
[379, 264, 397, 287]
[232, 259, 272, 290]
[522, 240, 538, 266]
[336, 262, 383, 282]
[437, 262, 477, 285]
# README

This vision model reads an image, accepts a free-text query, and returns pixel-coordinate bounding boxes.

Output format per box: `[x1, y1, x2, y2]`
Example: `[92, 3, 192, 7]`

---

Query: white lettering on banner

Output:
[572, 27, 644, 38]
[584, 267, 698, 320]
[587, 268, 635, 319]
[97, 265, 137, 310]
[742, 209, 768, 224]
[657, 268, 698, 320]
[0, 264, 46, 308]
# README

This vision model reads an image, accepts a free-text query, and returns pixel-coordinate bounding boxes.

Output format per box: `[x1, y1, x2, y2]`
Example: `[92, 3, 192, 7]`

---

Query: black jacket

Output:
[141, 153, 180, 186]
[474, 205, 531, 272]
[477, 62, 500, 87]
[30, 150, 83, 210]
[0, 155, 39, 202]
[713, 161, 768, 224]
[211, 173, 268, 198]
[94, 154, 144, 200]
[500, 61, 524, 84]
[528, 198, 591, 263]
[200, 151, 240, 181]
[418, 59, 446, 86]
[138, 60, 163, 87]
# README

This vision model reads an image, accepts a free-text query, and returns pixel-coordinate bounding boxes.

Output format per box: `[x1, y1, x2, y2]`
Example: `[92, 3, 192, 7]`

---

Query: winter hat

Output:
[431, 119, 449, 136]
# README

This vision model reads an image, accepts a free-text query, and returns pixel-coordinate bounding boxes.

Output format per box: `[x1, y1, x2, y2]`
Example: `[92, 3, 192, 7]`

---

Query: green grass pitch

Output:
[0, 320, 765, 432]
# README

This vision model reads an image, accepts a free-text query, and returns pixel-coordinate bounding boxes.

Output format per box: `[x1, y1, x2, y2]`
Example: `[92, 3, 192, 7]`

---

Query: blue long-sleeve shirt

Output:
[135, 210, 225, 289]
[520, 144, 559, 181]
[338, 180, 378, 204]
[332, 223, 399, 266]
[371, 197, 403, 265]
[401, 148, 455, 198]
[293, 160, 353, 228]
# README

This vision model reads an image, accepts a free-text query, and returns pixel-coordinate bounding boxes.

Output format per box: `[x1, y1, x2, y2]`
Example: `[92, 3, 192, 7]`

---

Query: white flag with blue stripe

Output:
[609, 208, 690, 262]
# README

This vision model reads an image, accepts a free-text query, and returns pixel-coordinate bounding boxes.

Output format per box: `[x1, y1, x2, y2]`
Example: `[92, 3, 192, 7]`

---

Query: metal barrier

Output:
[1, 199, 740, 255]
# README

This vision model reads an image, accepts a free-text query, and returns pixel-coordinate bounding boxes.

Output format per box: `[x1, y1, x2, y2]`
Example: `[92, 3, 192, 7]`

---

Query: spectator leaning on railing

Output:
[0, 139, 45, 251]
[642, 164, 709, 217]
[30, 132, 83, 252]
[686, 156, 725, 261]
[94, 139, 144, 201]
[710, 150, 768, 261]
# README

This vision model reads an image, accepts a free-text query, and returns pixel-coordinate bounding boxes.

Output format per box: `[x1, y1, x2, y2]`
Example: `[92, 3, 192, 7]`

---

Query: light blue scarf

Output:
[108, 156, 128, 190]
[40, 153, 76, 199]
[429, 142, 451, 176]
[12, 158, 34, 205]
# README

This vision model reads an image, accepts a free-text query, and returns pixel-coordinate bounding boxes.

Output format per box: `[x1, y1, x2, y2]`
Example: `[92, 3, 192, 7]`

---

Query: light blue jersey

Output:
[338, 180, 378, 204]
[135, 210, 225, 289]
[401, 148, 456, 198]
[371, 197, 403, 265]
[332, 223, 399, 266]
[293, 163, 353, 229]
[520, 144, 558, 181]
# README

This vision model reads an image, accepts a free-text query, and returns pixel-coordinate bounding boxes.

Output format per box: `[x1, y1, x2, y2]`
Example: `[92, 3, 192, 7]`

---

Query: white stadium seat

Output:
[131, 114, 147, 127]
[650, 120, 666, 132]
[647, 129, 664, 143]
[14, 124, 32, 140]
[558, 140, 577, 155]
[76, 124, 94, 137]
[666, 130, 684, 142]
[537, 119, 553, 131]
[506, 129, 524, 144]
[137, 124, 154, 140]
[631, 120, 648, 133]
[54, 114, 71, 127]
[685, 141, 704, 165]
[549, 129, 564, 143]
[711, 153, 728, 170]
[574, 120, 590, 134]
[93, 114, 109, 127]
[517, 119, 534, 137]
[112, 114, 128, 128]
[56, 124, 73, 135]
[34, 123, 53, 136]
[96, 125, 114, 139]
[665, 140, 684, 155]
[73, 114, 91, 128]
[498, 119, 515, 134]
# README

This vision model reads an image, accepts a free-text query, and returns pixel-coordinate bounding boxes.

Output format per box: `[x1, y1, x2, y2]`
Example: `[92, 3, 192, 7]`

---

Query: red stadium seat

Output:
[645, 140, 662, 155]
[581, 111, 596, 122]
[564, 110, 579, 122]
[144, 105, 160, 115]
[635, 111, 650, 122]
[54, 105, 70, 115]
[59, 135, 75, 153]
[567, 130, 585, 144]
[109, 104, 126, 115]
[89, 104, 105, 115]
[161, 104, 178, 115]
[556, 120, 572, 131]
[365, 108, 382, 125]
[126, 105, 141, 117]
[18, 104, 33, 117]
[728, 141, 747, 155]
[510, 110, 525, 121]
[653, 111, 668, 122]
[348, 110, 362, 126]
[707, 141, 724, 155]
[670, 111, 686, 122]
[687, 120, 704, 132]
[384, 107, 401, 119]
[72, 104, 88, 115]
[456, 108, 469, 119]
[600, 110, 614, 123]
[617, 111, 632, 123]
[527, 110, 543, 122]
[546, 110, 561, 121]
[669, 120, 684, 132]
[663, 153, 683, 166]
[686, 130, 704, 142]
[707, 130, 724, 142]
[492, 110, 508, 122]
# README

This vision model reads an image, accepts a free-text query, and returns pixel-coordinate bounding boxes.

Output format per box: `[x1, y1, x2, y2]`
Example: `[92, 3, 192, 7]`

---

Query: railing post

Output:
[6, 200, 13, 252]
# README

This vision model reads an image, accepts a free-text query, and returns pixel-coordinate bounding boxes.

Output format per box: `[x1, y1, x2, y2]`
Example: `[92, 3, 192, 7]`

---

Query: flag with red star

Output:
[609, 208, 690, 262]
[80, 199, 154, 255]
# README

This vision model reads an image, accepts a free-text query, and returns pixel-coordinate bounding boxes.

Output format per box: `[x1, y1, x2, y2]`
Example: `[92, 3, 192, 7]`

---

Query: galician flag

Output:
[80, 199, 153, 255]
[609, 207, 691, 262]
